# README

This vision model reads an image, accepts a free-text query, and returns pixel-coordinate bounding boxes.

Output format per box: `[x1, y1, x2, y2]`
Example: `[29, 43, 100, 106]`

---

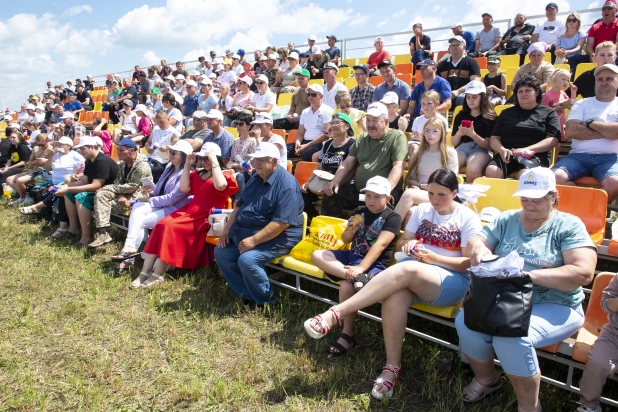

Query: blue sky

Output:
[0, 0, 600, 109]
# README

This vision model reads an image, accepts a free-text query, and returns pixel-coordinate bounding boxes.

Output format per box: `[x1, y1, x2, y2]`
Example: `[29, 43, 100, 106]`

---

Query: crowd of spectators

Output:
[3, 3, 618, 410]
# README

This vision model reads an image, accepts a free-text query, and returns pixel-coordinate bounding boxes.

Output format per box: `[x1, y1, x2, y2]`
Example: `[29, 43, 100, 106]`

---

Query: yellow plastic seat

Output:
[338, 67, 352, 78]
[574, 63, 595, 81]
[282, 256, 327, 279]
[342, 58, 357, 67]
[450, 106, 462, 131]
[411, 301, 463, 319]
[498, 55, 521, 70]
[553, 64, 570, 72]
[358, 57, 369, 65]
[225, 127, 239, 138]
[494, 104, 513, 116]
[472, 177, 520, 212]
[278, 93, 293, 106]
[505, 67, 519, 87]
[93, 102, 103, 112]
[345, 77, 358, 90]
[308, 79, 324, 86]
[393, 54, 411, 65]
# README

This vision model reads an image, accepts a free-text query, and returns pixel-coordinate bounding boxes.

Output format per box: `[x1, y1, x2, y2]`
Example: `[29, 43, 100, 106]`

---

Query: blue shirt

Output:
[64, 100, 83, 112]
[183, 93, 199, 117]
[462, 31, 476, 52]
[372, 79, 411, 104]
[325, 47, 341, 60]
[202, 129, 234, 159]
[481, 210, 595, 307]
[233, 166, 303, 250]
[410, 76, 452, 117]
[198, 94, 218, 113]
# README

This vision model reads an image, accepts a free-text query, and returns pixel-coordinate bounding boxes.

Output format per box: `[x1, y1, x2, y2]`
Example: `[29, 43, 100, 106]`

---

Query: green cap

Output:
[332, 112, 355, 136]
[151, 87, 160, 95]
[296, 69, 311, 78]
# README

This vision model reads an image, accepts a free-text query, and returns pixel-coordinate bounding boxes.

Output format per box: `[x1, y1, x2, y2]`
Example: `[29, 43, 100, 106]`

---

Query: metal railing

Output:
[0, 7, 602, 114]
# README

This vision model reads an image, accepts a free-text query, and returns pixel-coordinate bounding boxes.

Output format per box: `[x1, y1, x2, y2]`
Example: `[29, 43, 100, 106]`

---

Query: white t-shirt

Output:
[34, 112, 45, 123]
[567, 97, 618, 154]
[267, 134, 287, 165]
[322, 82, 348, 110]
[405, 202, 482, 257]
[232, 65, 244, 76]
[51, 151, 84, 185]
[411, 113, 450, 134]
[167, 107, 184, 133]
[299, 104, 333, 141]
[218, 70, 238, 85]
[150, 126, 180, 163]
[411, 148, 459, 184]
[251, 91, 276, 112]
[121, 112, 138, 133]
[533, 20, 566, 45]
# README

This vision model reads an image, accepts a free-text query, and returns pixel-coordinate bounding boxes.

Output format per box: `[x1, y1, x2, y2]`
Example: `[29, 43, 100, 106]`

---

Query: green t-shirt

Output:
[480, 210, 595, 306]
[349, 128, 408, 190]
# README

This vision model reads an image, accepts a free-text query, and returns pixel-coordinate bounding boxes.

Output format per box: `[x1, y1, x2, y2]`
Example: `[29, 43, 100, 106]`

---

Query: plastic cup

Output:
[437, 351, 453, 374]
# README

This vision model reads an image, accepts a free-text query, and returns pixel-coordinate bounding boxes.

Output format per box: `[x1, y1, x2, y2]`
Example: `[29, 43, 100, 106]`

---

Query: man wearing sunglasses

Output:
[287, 84, 332, 161]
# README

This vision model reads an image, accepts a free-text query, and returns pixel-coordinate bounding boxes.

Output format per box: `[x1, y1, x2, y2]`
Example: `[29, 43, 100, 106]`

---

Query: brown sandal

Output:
[462, 376, 503, 403]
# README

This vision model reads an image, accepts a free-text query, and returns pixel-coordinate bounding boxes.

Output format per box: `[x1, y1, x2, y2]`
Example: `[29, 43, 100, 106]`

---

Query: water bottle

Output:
[235, 154, 250, 170]
[516, 155, 536, 169]
[49, 186, 58, 194]
[152, 143, 159, 150]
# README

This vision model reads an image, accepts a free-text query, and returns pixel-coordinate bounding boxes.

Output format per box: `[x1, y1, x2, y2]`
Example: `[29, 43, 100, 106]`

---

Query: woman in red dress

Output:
[132, 142, 238, 288]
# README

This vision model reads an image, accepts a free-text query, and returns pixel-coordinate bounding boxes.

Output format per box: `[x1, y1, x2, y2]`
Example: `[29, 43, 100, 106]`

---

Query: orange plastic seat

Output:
[110, 144, 119, 161]
[555, 185, 608, 245]
[287, 129, 298, 144]
[436, 51, 448, 61]
[287, 160, 293, 173]
[78, 112, 87, 123]
[574, 176, 601, 187]
[475, 57, 487, 69]
[369, 76, 383, 87]
[272, 129, 285, 138]
[395, 63, 413, 75]
[396, 73, 412, 86]
[294, 161, 318, 186]
[414, 70, 422, 85]
[572, 273, 615, 364]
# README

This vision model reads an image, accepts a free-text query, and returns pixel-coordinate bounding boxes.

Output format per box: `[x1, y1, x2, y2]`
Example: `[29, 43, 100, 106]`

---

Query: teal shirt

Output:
[480, 210, 595, 306]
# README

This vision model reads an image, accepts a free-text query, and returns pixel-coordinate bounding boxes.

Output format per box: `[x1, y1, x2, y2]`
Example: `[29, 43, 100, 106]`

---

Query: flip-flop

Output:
[111, 251, 140, 262]
[328, 333, 354, 356]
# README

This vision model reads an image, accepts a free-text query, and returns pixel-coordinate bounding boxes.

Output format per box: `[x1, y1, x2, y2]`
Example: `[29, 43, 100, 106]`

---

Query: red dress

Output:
[144, 169, 238, 269]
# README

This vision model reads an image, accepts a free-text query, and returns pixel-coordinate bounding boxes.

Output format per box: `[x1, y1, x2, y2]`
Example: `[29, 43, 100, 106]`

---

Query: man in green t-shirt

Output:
[322, 102, 407, 218]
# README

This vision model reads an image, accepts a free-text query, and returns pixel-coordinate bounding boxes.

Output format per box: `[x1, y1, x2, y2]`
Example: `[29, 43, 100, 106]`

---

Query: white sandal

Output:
[303, 307, 341, 339]
[371, 364, 402, 400]
[140, 273, 165, 288]
[130, 272, 150, 289]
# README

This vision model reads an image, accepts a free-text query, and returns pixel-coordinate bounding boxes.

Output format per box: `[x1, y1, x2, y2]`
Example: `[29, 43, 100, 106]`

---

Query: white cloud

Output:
[63, 5, 93, 16]
[588, 0, 601, 7]
[143, 51, 162, 66]
[376, 19, 388, 28]
[348, 13, 370, 28]
[392, 9, 406, 18]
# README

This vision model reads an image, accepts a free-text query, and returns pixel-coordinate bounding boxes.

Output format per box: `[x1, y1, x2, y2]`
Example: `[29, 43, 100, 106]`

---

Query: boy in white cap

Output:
[311, 175, 402, 355]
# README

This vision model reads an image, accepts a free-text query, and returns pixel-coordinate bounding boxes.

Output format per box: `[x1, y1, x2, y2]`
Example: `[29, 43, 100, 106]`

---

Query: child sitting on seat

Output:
[542, 68, 577, 141]
[482, 56, 506, 107]
[311, 176, 402, 356]
[578, 274, 618, 412]
[409, 90, 449, 157]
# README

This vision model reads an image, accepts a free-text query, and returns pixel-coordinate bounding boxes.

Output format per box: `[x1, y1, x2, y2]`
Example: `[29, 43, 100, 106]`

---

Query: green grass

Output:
[0, 204, 616, 411]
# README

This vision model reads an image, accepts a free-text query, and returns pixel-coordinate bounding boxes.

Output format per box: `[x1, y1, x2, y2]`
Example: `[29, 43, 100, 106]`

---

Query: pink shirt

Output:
[137, 117, 152, 137]
[94, 130, 113, 156]
[542, 90, 568, 139]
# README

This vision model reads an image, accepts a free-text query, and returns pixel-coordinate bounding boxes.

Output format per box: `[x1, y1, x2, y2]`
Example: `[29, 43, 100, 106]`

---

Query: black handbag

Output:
[463, 272, 533, 337]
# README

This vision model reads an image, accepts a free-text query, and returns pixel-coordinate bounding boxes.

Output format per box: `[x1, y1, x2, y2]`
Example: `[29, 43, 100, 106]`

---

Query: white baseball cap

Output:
[308, 34, 317, 41]
[192, 110, 208, 119]
[208, 73, 217, 79]
[60, 112, 75, 120]
[168, 140, 194, 155]
[366, 102, 389, 117]
[199, 142, 222, 157]
[478, 207, 501, 224]
[249, 142, 280, 159]
[239, 76, 253, 86]
[185, 79, 198, 87]
[307, 84, 323, 94]
[205, 109, 224, 121]
[57, 136, 74, 146]
[311, 45, 321, 54]
[26, 104, 35, 110]
[232, 54, 240, 59]
[464, 80, 487, 95]
[324, 62, 339, 73]
[200, 78, 212, 86]
[380, 91, 399, 105]
[251, 113, 274, 124]
[513, 167, 556, 198]
[288, 52, 299, 60]
[135, 104, 151, 116]
[175, 74, 186, 80]
[165, 75, 176, 81]
[594, 63, 618, 76]
[360, 176, 391, 196]
[255, 74, 269, 84]
[73, 135, 98, 148]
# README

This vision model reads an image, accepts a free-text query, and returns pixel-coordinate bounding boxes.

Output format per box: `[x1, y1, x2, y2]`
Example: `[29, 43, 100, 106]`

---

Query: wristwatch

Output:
[586, 119, 595, 129]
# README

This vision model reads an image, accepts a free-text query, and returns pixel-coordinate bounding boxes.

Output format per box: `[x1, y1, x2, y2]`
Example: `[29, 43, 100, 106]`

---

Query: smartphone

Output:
[140, 177, 155, 188]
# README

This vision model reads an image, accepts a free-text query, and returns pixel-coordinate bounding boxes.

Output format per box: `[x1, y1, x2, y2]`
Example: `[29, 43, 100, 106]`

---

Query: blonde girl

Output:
[394, 117, 458, 226]
[409, 90, 449, 157]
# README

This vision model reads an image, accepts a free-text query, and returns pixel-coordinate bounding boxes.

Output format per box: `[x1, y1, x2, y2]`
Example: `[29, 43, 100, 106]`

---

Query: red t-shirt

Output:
[587, 18, 618, 50]
[367, 50, 392, 69]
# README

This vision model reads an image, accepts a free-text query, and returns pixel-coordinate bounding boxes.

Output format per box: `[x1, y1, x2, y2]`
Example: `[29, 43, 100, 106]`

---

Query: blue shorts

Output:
[325, 250, 388, 283]
[398, 257, 470, 307]
[66, 192, 95, 211]
[456, 141, 490, 159]
[552, 153, 618, 182]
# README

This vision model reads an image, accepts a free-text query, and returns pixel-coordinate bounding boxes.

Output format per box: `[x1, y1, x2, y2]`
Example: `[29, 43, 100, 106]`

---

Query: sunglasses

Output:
[255, 81, 266, 85]
[307, 93, 319, 97]
[566, 18, 579, 22]
[236, 121, 247, 126]
[602, 6, 614, 10]
[196, 155, 210, 161]
[170, 150, 179, 156]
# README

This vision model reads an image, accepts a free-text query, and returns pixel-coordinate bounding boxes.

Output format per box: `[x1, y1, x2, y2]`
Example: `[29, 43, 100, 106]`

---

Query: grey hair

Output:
[545, 190, 559, 208]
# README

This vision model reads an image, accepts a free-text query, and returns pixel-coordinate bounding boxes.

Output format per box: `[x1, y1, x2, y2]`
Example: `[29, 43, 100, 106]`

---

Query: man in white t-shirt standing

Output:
[531, 2, 565, 62]
[287, 84, 333, 161]
[553, 64, 618, 201]
[321, 63, 347, 110]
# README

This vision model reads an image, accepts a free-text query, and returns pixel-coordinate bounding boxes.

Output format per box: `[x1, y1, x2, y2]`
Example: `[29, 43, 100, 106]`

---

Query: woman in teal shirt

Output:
[456, 167, 597, 411]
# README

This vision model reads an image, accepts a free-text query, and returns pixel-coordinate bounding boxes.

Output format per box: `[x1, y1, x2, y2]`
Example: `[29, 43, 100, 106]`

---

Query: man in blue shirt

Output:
[182, 79, 199, 119]
[325, 35, 341, 66]
[214, 142, 303, 306]
[202, 110, 233, 163]
[451, 23, 476, 53]
[406, 59, 452, 119]
[371, 60, 411, 115]
[63, 93, 84, 115]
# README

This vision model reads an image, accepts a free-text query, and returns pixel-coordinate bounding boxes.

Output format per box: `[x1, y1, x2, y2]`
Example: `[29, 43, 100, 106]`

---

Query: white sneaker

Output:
[9, 198, 24, 206]
[577, 405, 602, 412]
[21, 196, 34, 206]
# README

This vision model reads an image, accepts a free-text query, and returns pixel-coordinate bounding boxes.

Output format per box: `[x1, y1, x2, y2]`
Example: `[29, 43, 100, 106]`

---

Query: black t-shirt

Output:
[483, 72, 503, 89]
[566, 69, 618, 99]
[351, 206, 402, 268]
[76, 90, 92, 104]
[452, 111, 496, 145]
[388, 115, 402, 130]
[502, 24, 535, 50]
[491, 104, 560, 162]
[7, 142, 32, 165]
[437, 56, 480, 90]
[409, 35, 431, 51]
[119, 86, 138, 107]
[0, 139, 11, 168]
[319, 138, 355, 174]
[83, 151, 119, 185]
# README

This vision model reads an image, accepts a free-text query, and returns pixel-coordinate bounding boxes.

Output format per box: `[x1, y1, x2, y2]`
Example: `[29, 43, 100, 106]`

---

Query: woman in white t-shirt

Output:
[247, 74, 276, 114]
[162, 93, 184, 134]
[113, 100, 138, 143]
[395, 117, 458, 226]
[303, 169, 481, 400]
[250, 114, 287, 165]
[410, 90, 449, 157]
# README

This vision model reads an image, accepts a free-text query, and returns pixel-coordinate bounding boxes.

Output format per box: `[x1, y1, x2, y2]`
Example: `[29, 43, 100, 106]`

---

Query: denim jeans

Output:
[214, 241, 290, 304]
[411, 49, 426, 68]
[455, 303, 584, 377]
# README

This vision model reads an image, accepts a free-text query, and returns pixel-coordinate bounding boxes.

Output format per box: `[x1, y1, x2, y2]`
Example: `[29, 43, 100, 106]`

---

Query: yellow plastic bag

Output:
[290, 217, 347, 263]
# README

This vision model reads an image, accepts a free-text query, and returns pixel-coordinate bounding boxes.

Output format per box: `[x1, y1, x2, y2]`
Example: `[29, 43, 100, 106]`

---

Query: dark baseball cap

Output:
[546, 2, 559, 9]
[482, 12, 493, 18]
[377, 59, 394, 69]
[326, 35, 337, 41]
[353, 64, 370, 74]
[138, 71, 147, 77]
[209, 50, 216, 56]
[415, 59, 436, 70]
